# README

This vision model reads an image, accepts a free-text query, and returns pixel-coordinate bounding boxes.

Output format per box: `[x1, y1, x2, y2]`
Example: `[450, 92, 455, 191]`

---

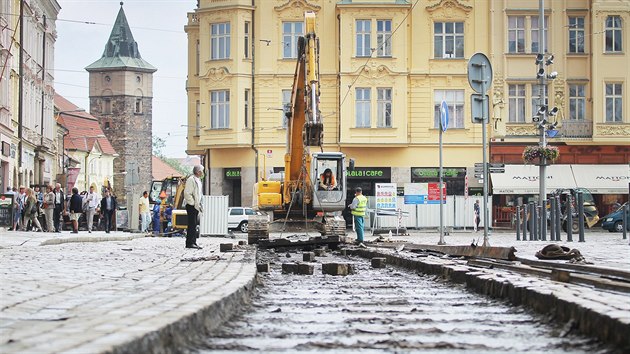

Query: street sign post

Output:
[468, 52, 493, 247]
[471, 94, 489, 124]
[438, 100, 449, 245]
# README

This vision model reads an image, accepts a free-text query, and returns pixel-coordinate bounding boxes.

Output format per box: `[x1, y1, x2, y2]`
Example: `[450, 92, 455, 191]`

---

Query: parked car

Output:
[228, 207, 259, 233]
[601, 202, 629, 232]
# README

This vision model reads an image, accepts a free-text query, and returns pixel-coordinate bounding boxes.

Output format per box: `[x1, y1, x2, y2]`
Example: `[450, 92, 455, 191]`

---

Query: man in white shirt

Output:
[84, 185, 100, 233]
[183, 165, 204, 249]
[139, 191, 151, 233]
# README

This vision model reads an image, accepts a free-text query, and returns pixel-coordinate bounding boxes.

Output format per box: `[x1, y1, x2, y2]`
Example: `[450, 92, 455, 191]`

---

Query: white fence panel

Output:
[413, 196, 492, 229]
[200, 195, 229, 236]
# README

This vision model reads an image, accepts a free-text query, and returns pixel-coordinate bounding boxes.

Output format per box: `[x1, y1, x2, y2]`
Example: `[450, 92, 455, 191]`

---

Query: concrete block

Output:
[220, 243, 233, 252]
[256, 263, 270, 273]
[297, 263, 314, 275]
[314, 249, 326, 257]
[303, 252, 315, 262]
[322, 263, 349, 276]
[238, 240, 247, 246]
[282, 263, 298, 274]
[371, 257, 386, 268]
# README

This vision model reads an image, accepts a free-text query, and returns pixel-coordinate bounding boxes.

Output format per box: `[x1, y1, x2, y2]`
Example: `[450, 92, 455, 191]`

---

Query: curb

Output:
[348, 248, 630, 350]
[39, 235, 144, 246]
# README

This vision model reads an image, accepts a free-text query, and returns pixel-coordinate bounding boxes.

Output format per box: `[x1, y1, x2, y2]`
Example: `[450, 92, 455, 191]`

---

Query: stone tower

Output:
[85, 2, 156, 205]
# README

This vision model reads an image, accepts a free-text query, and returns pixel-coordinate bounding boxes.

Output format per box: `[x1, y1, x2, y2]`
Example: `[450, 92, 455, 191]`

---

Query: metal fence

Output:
[199, 195, 229, 236]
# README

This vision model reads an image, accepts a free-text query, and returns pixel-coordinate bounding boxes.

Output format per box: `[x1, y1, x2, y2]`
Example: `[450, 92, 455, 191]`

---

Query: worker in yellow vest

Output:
[349, 187, 368, 244]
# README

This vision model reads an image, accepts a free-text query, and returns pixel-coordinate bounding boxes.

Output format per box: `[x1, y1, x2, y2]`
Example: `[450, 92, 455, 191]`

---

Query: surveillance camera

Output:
[545, 54, 554, 65]
[536, 68, 545, 78]
[547, 71, 558, 79]
[548, 107, 559, 116]
[535, 53, 544, 65]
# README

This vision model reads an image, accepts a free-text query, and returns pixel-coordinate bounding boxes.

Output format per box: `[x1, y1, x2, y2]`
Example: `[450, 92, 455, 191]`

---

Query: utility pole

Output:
[17, 0, 23, 186]
[538, 0, 547, 240]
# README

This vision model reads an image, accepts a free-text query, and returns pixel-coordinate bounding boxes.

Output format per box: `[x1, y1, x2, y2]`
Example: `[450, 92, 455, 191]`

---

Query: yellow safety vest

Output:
[351, 195, 367, 217]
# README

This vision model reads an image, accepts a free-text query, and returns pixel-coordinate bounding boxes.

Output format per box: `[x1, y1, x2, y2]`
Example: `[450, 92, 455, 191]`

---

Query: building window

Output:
[434, 22, 464, 59]
[605, 83, 623, 122]
[356, 20, 371, 57]
[376, 20, 392, 57]
[195, 39, 200, 75]
[355, 88, 371, 127]
[568, 85, 585, 120]
[282, 89, 292, 128]
[433, 90, 464, 129]
[508, 16, 525, 53]
[530, 16, 548, 53]
[531, 85, 548, 118]
[568, 17, 585, 53]
[283, 21, 303, 59]
[377, 88, 392, 128]
[103, 98, 111, 115]
[605, 16, 622, 53]
[244, 89, 250, 128]
[134, 98, 142, 114]
[195, 100, 200, 135]
[210, 90, 229, 129]
[211, 22, 230, 60]
[508, 84, 526, 123]
[244, 22, 250, 59]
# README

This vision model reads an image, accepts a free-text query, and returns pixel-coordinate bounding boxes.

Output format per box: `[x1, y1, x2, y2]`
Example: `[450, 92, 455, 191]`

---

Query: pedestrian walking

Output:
[349, 187, 367, 245]
[139, 191, 151, 233]
[17, 186, 26, 230]
[183, 165, 204, 249]
[68, 188, 83, 233]
[53, 183, 65, 232]
[84, 186, 100, 233]
[9, 187, 20, 231]
[43, 185, 55, 232]
[474, 199, 481, 232]
[100, 189, 117, 233]
[24, 188, 43, 232]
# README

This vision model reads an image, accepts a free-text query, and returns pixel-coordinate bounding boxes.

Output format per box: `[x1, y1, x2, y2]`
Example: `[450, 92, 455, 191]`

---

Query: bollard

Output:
[529, 202, 536, 241]
[566, 195, 573, 242]
[555, 196, 562, 241]
[549, 198, 556, 241]
[532, 204, 538, 241]
[541, 199, 547, 241]
[578, 192, 584, 242]
[516, 206, 521, 241]
[522, 204, 528, 241]
[623, 204, 628, 241]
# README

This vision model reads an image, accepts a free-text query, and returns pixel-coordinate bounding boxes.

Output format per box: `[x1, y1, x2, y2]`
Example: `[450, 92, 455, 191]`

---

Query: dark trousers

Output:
[185, 204, 199, 246]
[103, 210, 114, 232]
[53, 205, 63, 231]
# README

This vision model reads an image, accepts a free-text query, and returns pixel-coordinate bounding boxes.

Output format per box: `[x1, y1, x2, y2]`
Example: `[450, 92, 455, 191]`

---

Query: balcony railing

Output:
[559, 119, 593, 139]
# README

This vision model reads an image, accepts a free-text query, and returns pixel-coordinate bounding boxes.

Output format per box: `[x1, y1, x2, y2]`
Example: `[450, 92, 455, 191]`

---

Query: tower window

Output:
[103, 98, 111, 115]
[135, 98, 142, 114]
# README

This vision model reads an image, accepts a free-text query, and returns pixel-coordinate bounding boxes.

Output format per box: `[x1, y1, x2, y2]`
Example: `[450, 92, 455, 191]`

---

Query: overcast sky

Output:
[55, 0, 196, 158]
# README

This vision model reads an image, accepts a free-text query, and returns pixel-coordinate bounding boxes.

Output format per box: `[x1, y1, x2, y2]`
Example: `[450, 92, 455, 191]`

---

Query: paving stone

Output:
[371, 257, 386, 268]
[282, 263, 298, 274]
[220, 243, 234, 252]
[297, 263, 314, 275]
[322, 263, 349, 276]
[302, 252, 315, 262]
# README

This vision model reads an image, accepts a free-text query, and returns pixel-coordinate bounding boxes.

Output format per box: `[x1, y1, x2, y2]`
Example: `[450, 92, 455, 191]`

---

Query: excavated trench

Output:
[193, 250, 616, 353]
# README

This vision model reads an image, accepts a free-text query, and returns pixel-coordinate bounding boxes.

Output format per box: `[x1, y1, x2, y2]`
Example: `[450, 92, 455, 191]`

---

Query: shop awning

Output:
[570, 164, 629, 194]
[490, 164, 576, 195]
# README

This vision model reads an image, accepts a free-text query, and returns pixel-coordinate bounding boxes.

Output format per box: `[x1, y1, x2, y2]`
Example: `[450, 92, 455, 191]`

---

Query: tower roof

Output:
[85, 2, 156, 72]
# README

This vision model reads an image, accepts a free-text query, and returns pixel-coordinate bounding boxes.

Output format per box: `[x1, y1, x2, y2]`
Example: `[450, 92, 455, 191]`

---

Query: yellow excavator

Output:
[249, 12, 348, 244]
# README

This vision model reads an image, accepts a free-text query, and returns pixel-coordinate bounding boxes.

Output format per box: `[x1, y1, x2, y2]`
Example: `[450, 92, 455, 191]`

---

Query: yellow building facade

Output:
[186, 0, 629, 212]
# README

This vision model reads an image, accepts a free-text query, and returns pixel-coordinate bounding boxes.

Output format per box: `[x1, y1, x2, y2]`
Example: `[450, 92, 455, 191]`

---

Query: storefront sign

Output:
[0, 194, 14, 228]
[347, 167, 391, 179]
[224, 168, 241, 180]
[375, 183, 397, 209]
[411, 167, 465, 178]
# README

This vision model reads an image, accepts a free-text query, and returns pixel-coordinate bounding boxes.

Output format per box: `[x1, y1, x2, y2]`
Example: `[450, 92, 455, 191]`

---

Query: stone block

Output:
[297, 263, 314, 275]
[551, 269, 570, 282]
[371, 257, 386, 268]
[322, 263, 349, 276]
[282, 263, 298, 274]
[303, 252, 315, 262]
[220, 243, 233, 252]
[238, 240, 247, 246]
[314, 249, 326, 257]
[347, 264, 356, 274]
[256, 263, 270, 273]
[340, 249, 347, 256]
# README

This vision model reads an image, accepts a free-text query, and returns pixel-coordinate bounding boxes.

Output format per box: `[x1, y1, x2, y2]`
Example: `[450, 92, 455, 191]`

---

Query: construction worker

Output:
[349, 187, 367, 245]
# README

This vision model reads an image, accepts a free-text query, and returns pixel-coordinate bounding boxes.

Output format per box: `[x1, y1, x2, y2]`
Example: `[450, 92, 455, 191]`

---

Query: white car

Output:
[228, 207, 259, 233]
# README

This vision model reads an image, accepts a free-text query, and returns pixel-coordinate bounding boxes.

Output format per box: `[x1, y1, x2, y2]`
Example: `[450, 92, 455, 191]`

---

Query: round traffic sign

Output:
[440, 100, 449, 132]
[467, 52, 493, 94]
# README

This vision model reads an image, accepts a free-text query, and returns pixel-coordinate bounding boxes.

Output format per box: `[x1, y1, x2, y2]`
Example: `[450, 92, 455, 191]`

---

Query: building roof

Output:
[54, 94, 117, 155]
[85, 4, 156, 72]
[152, 155, 183, 181]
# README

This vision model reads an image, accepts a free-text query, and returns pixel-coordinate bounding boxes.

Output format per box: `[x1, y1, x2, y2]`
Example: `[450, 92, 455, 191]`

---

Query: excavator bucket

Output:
[303, 121, 323, 147]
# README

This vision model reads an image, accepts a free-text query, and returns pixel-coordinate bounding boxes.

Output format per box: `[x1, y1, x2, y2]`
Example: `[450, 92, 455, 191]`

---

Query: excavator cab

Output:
[312, 152, 346, 212]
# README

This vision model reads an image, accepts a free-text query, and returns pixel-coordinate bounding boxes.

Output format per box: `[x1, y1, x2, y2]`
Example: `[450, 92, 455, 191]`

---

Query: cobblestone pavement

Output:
[0, 230, 256, 354]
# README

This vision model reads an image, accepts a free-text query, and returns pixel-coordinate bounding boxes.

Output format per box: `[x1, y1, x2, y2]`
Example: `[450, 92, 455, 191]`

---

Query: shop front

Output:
[223, 168, 241, 207]
[410, 167, 467, 195]
[345, 167, 392, 226]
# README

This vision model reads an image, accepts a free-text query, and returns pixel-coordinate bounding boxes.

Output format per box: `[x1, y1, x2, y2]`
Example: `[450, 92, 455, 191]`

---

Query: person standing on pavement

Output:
[24, 188, 43, 232]
[100, 188, 117, 233]
[43, 185, 55, 232]
[183, 165, 204, 249]
[474, 199, 481, 232]
[53, 183, 65, 233]
[68, 187, 83, 233]
[18, 186, 26, 230]
[349, 187, 367, 245]
[139, 191, 151, 233]
[84, 186, 100, 233]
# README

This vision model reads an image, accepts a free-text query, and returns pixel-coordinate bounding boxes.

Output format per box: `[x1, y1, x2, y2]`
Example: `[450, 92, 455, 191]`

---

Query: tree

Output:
[152, 136, 166, 157]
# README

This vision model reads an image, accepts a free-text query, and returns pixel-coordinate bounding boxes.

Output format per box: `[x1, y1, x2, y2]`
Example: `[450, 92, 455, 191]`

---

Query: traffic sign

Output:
[467, 53, 493, 94]
[474, 167, 484, 173]
[474, 163, 484, 167]
[474, 173, 484, 179]
[489, 168, 505, 173]
[489, 163, 505, 168]
[471, 94, 489, 124]
[440, 100, 449, 132]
